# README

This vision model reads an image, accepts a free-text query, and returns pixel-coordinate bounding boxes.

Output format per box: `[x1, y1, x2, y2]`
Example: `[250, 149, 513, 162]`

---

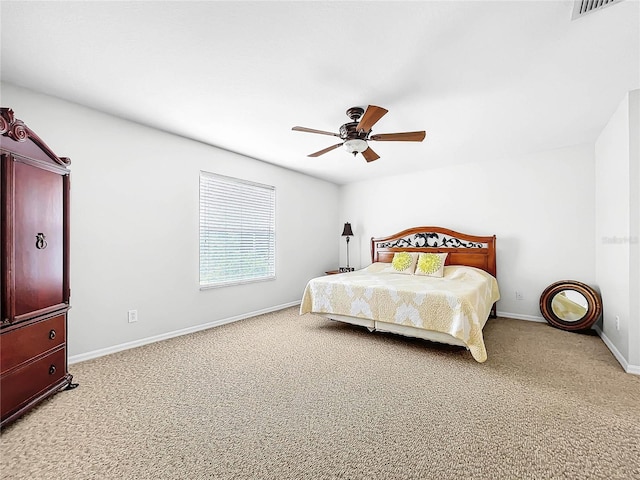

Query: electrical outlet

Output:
[128, 309, 138, 323]
[615, 315, 620, 331]
[515, 291, 524, 301]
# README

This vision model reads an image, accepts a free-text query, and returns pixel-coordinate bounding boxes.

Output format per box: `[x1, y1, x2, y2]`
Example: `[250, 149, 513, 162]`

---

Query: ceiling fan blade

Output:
[308, 143, 344, 157]
[292, 126, 341, 137]
[361, 147, 380, 163]
[356, 105, 388, 132]
[370, 131, 426, 142]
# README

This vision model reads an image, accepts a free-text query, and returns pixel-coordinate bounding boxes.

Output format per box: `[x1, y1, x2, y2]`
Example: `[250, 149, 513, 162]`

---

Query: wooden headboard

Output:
[370, 226, 497, 279]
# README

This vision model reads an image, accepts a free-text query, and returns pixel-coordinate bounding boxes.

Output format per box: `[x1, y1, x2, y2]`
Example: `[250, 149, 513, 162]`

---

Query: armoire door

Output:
[12, 159, 66, 319]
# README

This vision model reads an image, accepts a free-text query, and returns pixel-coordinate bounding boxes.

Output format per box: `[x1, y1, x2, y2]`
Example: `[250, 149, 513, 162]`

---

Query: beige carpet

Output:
[1, 307, 639, 480]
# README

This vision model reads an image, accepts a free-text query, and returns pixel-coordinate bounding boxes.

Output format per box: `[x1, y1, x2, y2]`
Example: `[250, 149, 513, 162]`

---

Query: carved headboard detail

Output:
[371, 226, 497, 279]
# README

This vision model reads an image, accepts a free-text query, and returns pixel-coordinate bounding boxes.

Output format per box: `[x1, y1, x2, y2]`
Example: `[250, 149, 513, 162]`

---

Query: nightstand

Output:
[325, 270, 340, 275]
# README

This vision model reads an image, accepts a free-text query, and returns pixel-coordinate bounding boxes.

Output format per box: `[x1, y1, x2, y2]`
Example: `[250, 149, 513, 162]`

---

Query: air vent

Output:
[571, 0, 624, 20]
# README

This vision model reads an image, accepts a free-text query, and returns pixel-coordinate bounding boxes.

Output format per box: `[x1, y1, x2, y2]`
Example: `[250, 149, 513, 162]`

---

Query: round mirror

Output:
[551, 289, 588, 321]
[540, 280, 602, 331]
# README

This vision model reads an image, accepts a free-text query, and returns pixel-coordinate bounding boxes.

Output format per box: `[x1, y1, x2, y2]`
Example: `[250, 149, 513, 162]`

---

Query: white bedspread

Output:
[300, 264, 500, 362]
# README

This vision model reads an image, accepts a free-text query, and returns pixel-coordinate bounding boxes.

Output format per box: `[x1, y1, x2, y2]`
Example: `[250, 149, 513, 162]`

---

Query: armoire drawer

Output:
[0, 347, 67, 420]
[0, 314, 66, 375]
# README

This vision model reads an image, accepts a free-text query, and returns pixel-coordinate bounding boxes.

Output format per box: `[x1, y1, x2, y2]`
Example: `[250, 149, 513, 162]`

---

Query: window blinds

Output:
[199, 171, 276, 288]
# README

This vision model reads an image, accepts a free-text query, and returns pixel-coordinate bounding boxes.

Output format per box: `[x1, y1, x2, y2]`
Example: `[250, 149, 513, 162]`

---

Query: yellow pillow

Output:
[382, 252, 418, 274]
[415, 253, 448, 277]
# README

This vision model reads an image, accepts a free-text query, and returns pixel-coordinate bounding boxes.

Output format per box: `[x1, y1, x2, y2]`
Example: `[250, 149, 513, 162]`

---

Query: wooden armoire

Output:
[1, 108, 77, 428]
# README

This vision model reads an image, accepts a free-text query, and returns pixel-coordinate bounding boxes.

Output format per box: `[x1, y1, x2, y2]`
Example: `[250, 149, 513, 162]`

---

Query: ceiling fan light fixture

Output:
[343, 138, 368, 154]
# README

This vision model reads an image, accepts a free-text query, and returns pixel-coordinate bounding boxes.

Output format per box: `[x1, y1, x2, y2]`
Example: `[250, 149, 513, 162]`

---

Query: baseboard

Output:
[593, 325, 640, 375]
[69, 301, 301, 365]
[496, 311, 546, 323]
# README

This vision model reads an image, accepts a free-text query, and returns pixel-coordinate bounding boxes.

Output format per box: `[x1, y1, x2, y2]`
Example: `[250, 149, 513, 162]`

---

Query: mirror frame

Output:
[539, 280, 602, 331]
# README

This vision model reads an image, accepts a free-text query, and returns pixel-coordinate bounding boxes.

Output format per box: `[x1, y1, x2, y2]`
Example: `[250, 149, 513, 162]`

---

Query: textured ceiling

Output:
[1, 1, 638, 185]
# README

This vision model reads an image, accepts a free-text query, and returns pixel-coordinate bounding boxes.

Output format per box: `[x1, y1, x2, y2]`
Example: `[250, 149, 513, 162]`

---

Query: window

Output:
[199, 171, 275, 288]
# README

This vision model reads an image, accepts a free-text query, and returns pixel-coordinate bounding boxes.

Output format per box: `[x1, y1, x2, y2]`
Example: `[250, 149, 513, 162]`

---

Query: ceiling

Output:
[1, 1, 638, 185]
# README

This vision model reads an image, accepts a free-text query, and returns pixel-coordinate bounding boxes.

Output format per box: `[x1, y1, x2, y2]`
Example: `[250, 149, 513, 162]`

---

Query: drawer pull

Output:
[49, 329, 56, 340]
[49, 365, 56, 375]
[36, 233, 48, 250]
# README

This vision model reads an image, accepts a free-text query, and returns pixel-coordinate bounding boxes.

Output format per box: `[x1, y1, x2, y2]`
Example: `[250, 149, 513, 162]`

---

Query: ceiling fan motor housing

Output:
[340, 122, 368, 140]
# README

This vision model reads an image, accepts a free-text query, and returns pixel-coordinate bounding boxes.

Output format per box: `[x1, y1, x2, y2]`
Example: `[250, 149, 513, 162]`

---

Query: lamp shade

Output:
[341, 222, 354, 237]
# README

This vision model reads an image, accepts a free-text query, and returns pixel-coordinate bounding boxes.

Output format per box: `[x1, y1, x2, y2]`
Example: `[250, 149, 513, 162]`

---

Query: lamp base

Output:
[339, 267, 355, 273]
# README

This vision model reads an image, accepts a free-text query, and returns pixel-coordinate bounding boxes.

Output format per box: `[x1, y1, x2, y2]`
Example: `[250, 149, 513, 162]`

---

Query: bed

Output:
[300, 226, 500, 362]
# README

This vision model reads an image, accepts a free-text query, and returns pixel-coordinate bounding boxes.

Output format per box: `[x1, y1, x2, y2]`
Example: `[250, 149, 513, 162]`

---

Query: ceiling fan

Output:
[292, 105, 426, 162]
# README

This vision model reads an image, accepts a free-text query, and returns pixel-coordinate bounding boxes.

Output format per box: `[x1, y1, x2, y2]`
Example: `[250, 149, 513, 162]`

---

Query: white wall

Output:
[595, 89, 640, 372]
[339, 144, 596, 320]
[630, 90, 640, 368]
[2, 83, 340, 358]
[595, 94, 630, 359]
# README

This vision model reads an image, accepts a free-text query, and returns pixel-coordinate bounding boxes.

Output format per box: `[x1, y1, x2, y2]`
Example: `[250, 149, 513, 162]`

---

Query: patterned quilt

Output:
[300, 264, 500, 362]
